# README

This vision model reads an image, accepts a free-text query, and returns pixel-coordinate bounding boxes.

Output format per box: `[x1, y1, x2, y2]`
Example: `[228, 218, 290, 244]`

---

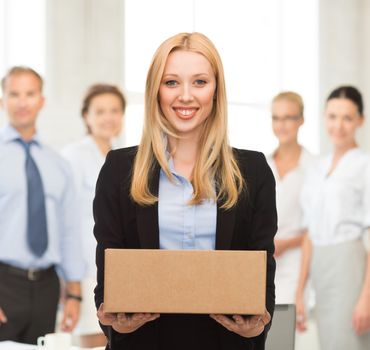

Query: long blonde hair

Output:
[131, 32, 244, 209]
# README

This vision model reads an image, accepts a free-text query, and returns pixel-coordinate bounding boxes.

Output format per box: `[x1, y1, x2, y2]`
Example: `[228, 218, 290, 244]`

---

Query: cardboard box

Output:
[104, 249, 266, 315]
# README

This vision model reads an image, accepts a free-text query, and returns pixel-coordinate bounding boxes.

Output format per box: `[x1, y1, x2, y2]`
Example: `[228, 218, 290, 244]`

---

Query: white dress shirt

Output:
[267, 147, 315, 303]
[301, 147, 370, 246]
[158, 158, 217, 250]
[0, 124, 85, 281]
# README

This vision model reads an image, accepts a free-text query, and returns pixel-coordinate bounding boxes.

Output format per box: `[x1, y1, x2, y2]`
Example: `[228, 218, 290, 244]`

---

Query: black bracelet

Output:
[66, 293, 83, 302]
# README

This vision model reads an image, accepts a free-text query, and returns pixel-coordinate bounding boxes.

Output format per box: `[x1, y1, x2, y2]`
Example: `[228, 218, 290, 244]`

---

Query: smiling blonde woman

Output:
[94, 32, 277, 350]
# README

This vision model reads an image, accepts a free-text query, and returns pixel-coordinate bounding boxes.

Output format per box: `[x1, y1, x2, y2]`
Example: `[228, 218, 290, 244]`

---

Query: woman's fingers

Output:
[353, 312, 370, 336]
[147, 313, 160, 321]
[296, 313, 307, 332]
[247, 311, 270, 328]
[211, 314, 234, 330]
[117, 312, 129, 324]
[259, 310, 271, 326]
[97, 303, 117, 326]
[232, 315, 244, 325]
[117, 312, 160, 330]
[0, 307, 7, 324]
[295, 299, 307, 332]
[97, 304, 160, 334]
[210, 313, 266, 338]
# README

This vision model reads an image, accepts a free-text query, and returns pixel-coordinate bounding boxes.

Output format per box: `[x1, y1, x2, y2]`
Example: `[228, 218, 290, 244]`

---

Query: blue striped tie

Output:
[17, 139, 48, 257]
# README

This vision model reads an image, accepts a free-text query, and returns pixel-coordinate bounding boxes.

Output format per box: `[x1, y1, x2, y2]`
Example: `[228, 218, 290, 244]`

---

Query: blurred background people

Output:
[0, 66, 84, 344]
[267, 91, 315, 305]
[296, 86, 370, 350]
[267, 91, 319, 349]
[62, 83, 126, 348]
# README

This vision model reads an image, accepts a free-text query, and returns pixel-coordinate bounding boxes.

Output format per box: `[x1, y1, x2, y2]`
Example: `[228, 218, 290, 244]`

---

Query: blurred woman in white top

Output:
[296, 86, 370, 350]
[267, 92, 314, 304]
[62, 84, 126, 347]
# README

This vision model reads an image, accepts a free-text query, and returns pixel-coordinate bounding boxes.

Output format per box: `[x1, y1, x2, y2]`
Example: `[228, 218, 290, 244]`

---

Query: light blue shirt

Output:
[0, 124, 85, 280]
[158, 158, 217, 250]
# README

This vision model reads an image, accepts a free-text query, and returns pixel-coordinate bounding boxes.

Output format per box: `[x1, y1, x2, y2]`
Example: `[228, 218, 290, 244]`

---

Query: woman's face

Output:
[325, 98, 363, 149]
[158, 50, 216, 140]
[271, 98, 303, 145]
[84, 93, 123, 140]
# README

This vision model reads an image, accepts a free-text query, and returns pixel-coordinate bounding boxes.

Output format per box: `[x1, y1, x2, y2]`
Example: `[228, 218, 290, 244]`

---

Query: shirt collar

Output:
[0, 123, 42, 147]
[161, 150, 186, 185]
[270, 146, 307, 169]
[165, 151, 177, 175]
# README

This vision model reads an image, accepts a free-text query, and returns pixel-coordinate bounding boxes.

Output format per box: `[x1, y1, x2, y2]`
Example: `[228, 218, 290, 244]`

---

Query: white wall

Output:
[362, 0, 370, 151]
[319, 0, 370, 153]
[40, 0, 125, 149]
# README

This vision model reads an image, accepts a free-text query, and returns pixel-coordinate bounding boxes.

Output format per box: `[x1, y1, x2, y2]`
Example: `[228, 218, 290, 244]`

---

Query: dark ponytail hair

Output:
[326, 86, 364, 116]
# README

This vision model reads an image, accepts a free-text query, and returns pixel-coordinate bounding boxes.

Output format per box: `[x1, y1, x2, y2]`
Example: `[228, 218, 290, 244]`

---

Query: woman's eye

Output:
[194, 79, 207, 86]
[111, 108, 122, 114]
[165, 80, 178, 87]
[95, 109, 105, 116]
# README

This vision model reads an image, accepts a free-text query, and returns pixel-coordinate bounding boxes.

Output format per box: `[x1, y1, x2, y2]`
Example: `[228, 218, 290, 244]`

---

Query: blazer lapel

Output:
[215, 201, 236, 250]
[136, 163, 161, 249]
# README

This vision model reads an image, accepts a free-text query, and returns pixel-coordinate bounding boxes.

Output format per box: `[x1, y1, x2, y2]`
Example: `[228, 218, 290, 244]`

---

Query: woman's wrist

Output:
[360, 287, 370, 300]
[295, 289, 304, 300]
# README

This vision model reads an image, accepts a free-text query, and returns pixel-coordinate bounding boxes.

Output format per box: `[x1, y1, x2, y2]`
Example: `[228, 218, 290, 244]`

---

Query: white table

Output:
[0, 341, 103, 350]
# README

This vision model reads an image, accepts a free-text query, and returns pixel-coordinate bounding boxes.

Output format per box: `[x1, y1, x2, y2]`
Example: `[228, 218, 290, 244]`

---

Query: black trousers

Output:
[109, 314, 256, 350]
[0, 262, 60, 344]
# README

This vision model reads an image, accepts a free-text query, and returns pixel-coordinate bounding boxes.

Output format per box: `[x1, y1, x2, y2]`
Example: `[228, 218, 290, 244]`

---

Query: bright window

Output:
[0, 0, 46, 83]
[123, 0, 319, 154]
[0, 0, 45, 126]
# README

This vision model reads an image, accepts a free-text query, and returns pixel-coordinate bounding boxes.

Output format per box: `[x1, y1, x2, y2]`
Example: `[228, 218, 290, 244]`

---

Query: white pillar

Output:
[360, 0, 370, 150]
[319, 0, 370, 152]
[40, 0, 125, 149]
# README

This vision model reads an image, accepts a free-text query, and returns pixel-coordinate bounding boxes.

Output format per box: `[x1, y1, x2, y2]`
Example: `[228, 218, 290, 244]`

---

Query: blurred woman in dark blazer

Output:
[93, 32, 277, 350]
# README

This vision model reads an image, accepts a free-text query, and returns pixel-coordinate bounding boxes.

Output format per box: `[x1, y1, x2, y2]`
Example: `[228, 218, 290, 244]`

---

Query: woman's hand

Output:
[97, 303, 160, 334]
[0, 307, 7, 325]
[210, 310, 271, 338]
[274, 238, 289, 257]
[295, 292, 307, 332]
[352, 292, 370, 336]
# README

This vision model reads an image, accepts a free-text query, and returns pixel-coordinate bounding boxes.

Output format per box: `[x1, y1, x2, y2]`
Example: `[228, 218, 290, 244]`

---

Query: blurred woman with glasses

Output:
[267, 91, 315, 305]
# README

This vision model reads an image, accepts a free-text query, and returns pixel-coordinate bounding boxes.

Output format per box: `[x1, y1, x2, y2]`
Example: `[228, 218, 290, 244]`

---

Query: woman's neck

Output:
[274, 141, 301, 161]
[92, 135, 112, 156]
[273, 141, 301, 179]
[326, 141, 357, 177]
[168, 135, 199, 180]
[333, 141, 357, 160]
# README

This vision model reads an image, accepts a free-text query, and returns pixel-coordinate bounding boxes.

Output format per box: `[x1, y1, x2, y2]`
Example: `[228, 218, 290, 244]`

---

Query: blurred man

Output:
[0, 66, 85, 344]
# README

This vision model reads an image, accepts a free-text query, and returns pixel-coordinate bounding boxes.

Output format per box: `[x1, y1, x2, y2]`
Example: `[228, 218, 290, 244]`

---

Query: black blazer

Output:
[93, 146, 277, 350]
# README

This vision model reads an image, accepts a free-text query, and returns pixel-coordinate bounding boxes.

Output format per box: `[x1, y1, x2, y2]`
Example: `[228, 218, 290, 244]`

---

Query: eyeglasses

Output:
[271, 115, 302, 123]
